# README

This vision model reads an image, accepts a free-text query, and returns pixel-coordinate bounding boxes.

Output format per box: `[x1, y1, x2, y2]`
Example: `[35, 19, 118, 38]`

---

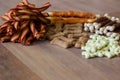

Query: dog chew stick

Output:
[75, 37, 89, 48]
[0, 21, 11, 29]
[63, 29, 82, 34]
[64, 23, 83, 30]
[23, 0, 29, 5]
[11, 32, 21, 42]
[50, 38, 70, 48]
[1, 15, 11, 21]
[19, 27, 29, 41]
[58, 36, 74, 44]
[68, 34, 83, 38]
[20, 21, 29, 30]
[30, 21, 37, 34]
[37, 2, 51, 12]
[14, 21, 19, 30]
[25, 34, 34, 45]
[0, 36, 10, 42]
[17, 9, 37, 15]
[38, 14, 50, 24]
[45, 11, 96, 18]
[48, 32, 64, 40]
[46, 17, 96, 24]
[67, 32, 89, 39]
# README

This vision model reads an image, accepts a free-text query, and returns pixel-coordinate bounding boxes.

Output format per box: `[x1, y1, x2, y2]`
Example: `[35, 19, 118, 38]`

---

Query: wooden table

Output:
[0, 0, 120, 80]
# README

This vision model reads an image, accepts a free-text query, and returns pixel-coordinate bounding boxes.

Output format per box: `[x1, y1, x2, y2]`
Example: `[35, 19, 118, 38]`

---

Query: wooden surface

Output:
[0, 0, 120, 80]
[0, 44, 41, 80]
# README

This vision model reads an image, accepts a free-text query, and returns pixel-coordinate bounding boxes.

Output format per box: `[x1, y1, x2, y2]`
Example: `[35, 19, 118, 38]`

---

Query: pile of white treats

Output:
[81, 34, 120, 59]
[84, 13, 120, 40]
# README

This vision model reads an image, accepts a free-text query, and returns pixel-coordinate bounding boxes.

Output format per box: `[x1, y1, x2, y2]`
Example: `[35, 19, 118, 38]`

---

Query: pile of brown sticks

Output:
[0, 0, 51, 45]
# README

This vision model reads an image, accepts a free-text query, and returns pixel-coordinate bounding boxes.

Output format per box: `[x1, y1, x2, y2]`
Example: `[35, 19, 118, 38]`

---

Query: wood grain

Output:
[0, 0, 120, 80]
[0, 44, 41, 80]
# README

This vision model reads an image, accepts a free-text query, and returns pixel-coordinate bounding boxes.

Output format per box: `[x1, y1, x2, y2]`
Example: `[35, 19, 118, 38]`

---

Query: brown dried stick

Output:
[37, 2, 51, 12]
[23, 0, 29, 5]
[14, 21, 19, 30]
[0, 36, 10, 42]
[0, 0, 51, 45]
[45, 11, 96, 18]
[30, 21, 39, 38]
[0, 21, 11, 29]
[1, 15, 11, 21]
[11, 32, 21, 42]
[25, 34, 34, 45]
[46, 17, 96, 24]
[19, 27, 29, 41]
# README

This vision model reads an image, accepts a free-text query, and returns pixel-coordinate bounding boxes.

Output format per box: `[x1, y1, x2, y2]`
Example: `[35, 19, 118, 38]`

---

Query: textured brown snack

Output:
[0, 21, 11, 29]
[45, 11, 96, 18]
[50, 38, 71, 48]
[11, 32, 21, 42]
[19, 27, 29, 41]
[0, 0, 51, 45]
[95, 17, 109, 23]
[1, 15, 11, 21]
[63, 29, 82, 34]
[68, 34, 82, 39]
[0, 36, 10, 42]
[113, 23, 120, 29]
[17, 9, 37, 15]
[75, 36, 89, 48]
[37, 2, 51, 12]
[58, 36, 74, 44]
[14, 21, 19, 30]
[38, 15, 50, 24]
[48, 22, 89, 49]
[63, 23, 83, 30]
[105, 21, 116, 26]
[25, 34, 34, 45]
[20, 21, 29, 30]
[48, 32, 64, 40]
[46, 17, 96, 24]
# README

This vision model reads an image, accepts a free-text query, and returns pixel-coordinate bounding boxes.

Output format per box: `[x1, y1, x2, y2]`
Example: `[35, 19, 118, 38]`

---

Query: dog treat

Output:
[82, 34, 120, 59]
[58, 36, 74, 44]
[47, 22, 89, 48]
[53, 23, 64, 32]
[0, 36, 11, 42]
[44, 11, 96, 24]
[63, 23, 83, 30]
[0, 0, 51, 45]
[67, 32, 88, 38]
[106, 32, 120, 40]
[63, 29, 82, 34]
[48, 32, 65, 40]
[46, 17, 96, 24]
[75, 36, 89, 48]
[50, 38, 71, 48]
[67, 34, 82, 39]
[44, 11, 96, 18]
[113, 23, 120, 29]
[95, 17, 108, 23]
[50, 36, 74, 48]
[45, 23, 64, 40]
[84, 14, 120, 40]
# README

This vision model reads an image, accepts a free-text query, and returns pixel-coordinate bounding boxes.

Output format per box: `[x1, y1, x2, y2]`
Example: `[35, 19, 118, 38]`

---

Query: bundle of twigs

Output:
[0, 0, 51, 45]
